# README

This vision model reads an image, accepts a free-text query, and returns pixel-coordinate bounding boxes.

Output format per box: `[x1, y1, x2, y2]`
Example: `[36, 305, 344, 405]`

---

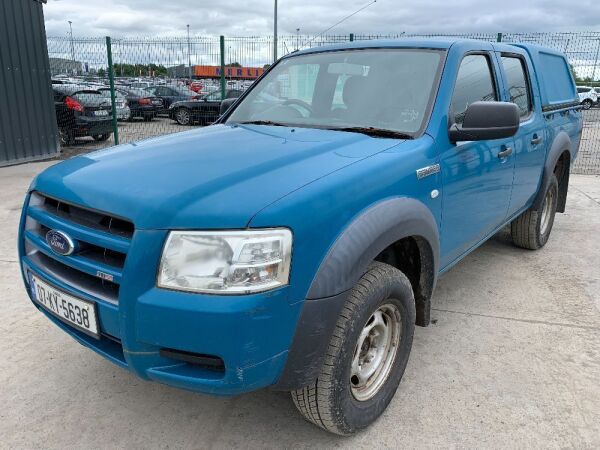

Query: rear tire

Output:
[92, 133, 110, 142]
[291, 262, 415, 435]
[58, 127, 74, 146]
[511, 174, 559, 250]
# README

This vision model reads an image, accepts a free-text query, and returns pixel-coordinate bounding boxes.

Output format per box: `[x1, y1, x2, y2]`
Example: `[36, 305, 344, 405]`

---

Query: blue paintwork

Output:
[18, 38, 582, 395]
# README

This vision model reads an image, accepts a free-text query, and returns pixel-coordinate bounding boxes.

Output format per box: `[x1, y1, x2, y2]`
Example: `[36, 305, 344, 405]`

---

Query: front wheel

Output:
[291, 262, 415, 435]
[582, 99, 593, 110]
[511, 174, 558, 250]
[175, 107, 191, 125]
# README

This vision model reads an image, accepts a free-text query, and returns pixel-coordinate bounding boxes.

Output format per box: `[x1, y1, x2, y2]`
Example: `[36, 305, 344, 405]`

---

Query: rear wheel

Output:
[511, 174, 559, 250]
[58, 127, 74, 146]
[291, 262, 415, 435]
[582, 99, 593, 110]
[175, 107, 191, 125]
[92, 134, 110, 142]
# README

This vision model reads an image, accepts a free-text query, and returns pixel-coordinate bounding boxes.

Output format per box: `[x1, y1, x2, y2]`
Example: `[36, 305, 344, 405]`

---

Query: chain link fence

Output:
[46, 32, 600, 174]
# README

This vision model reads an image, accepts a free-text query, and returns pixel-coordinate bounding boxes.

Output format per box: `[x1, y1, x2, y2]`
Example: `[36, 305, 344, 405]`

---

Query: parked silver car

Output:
[99, 89, 131, 120]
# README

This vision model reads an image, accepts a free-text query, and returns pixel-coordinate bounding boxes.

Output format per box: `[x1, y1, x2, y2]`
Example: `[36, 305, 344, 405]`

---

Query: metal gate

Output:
[0, 0, 58, 167]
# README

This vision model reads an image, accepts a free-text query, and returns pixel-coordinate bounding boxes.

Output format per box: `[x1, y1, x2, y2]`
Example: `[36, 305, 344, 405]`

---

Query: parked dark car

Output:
[145, 85, 201, 113]
[111, 87, 163, 121]
[168, 89, 243, 125]
[53, 84, 113, 146]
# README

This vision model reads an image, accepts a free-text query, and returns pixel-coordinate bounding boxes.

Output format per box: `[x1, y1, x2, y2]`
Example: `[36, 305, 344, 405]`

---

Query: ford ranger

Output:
[19, 39, 582, 435]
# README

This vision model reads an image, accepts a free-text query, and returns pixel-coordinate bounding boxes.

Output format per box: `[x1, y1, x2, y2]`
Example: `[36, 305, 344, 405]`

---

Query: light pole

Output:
[68, 20, 75, 72]
[187, 24, 192, 81]
[273, 0, 278, 63]
[296, 28, 300, 51]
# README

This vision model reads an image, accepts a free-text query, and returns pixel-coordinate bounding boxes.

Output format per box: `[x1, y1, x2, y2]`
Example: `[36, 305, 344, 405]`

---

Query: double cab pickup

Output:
[19, 38, 582, 434]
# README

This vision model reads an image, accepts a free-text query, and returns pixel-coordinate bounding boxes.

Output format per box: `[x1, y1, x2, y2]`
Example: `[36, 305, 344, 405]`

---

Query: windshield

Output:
[226, 49, 443, 135]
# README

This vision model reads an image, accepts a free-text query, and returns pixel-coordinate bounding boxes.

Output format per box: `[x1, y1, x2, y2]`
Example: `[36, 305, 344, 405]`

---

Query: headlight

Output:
[157, 229, 292, 294]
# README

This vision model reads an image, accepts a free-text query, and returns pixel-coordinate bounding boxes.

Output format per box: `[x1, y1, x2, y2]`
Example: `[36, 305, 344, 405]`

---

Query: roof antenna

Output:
[302, 0, 377, 48]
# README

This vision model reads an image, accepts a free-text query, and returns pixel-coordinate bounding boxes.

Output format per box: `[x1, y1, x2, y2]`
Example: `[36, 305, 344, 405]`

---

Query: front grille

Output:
[23, 192, 134, 304]
[37, 193, 134, 239]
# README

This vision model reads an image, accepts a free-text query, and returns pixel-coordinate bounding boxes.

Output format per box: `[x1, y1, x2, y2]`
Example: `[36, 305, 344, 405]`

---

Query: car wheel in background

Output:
[291, 262, 415, 435]
[510, 174, 559, 250]
[582, 99, 593, 110]
[92, 134, 110, 142]
[58, 127, 74, 146]
[175, 107, 191, 125]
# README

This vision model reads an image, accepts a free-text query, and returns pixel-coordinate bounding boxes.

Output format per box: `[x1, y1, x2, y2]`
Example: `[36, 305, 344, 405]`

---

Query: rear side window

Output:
[537, 52, 576, 106]
[450, 54, 497, 124]
[576, 87, 590, 93]
[501, 56, 532, 118]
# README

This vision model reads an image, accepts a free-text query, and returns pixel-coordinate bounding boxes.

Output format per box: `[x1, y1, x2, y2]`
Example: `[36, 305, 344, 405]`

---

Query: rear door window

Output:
[501, 56, 532, 118]
[450, 54, 498, 124]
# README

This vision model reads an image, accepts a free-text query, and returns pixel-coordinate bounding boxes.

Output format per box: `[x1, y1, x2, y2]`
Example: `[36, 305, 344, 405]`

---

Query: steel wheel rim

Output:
[540, 187, 555, 235]
[583, 101, 591, 110]
[350, 303, 402, 402]
[176, 109, 190, 124]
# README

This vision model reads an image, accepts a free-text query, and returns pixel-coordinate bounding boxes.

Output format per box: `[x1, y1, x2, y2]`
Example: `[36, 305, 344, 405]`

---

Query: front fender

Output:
[273, 197, 439, 390]
[307, 197, 439, 299]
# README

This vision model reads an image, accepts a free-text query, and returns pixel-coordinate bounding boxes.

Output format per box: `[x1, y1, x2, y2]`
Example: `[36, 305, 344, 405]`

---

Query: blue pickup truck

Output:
[19, 39, 582, 435]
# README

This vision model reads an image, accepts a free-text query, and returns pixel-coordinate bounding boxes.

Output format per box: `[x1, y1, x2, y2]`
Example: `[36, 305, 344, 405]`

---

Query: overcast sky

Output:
[44, 0, 600, 38]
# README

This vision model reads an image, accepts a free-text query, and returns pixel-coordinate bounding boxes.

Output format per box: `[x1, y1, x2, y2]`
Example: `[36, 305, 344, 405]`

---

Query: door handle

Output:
[531, 135, 542, 145]
[497, 147, 513, 159]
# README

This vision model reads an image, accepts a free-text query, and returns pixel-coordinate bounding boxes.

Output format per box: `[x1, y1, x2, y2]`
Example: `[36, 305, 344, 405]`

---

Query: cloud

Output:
[44, 0, 600, 38]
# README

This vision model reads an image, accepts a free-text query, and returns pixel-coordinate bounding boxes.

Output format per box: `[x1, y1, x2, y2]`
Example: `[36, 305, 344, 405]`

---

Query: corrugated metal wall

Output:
[0, 0, 58, 167]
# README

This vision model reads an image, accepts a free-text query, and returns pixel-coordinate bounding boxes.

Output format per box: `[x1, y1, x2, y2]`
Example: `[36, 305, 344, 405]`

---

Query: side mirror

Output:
[449, 101, 520, 143]
[220, 98, 237, 115]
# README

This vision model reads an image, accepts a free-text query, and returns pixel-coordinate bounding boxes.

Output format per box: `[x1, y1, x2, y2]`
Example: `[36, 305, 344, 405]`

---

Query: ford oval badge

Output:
[46, 230, 76, 256]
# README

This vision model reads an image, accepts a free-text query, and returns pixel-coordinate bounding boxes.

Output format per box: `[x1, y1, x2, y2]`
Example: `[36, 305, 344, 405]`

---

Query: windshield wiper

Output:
[326, 126, 413, 139]
[235, 120, 288, 127]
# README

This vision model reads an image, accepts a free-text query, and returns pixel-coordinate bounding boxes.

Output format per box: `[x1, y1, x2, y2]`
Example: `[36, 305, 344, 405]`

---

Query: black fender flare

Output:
[273, 197, 439, 391]
[532, 131, 571, 212]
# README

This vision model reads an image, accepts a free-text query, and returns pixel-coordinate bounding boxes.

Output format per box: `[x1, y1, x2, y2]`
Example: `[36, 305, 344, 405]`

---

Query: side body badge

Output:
[416, 163, 440, 180]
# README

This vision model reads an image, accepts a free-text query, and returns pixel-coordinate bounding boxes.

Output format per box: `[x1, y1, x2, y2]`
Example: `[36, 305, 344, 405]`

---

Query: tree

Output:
[226, 62, 242, 67]
[97, 67, 106, 77]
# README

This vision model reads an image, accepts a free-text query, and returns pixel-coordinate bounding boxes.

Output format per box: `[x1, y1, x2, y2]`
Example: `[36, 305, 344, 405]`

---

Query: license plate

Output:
[94, 110, 109, 116]
[30, 274, 99, 338]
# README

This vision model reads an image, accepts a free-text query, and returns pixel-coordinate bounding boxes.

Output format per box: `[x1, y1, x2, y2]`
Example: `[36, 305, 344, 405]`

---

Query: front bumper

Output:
[19, 204, 303, 396]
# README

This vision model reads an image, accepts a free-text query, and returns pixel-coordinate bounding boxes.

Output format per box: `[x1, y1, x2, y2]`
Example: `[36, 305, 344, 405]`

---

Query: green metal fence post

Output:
[105, 36, 119, 145]
[220, 35, 226, 100]
[349, 33, 354, 42]
[497, 33, 503, 43]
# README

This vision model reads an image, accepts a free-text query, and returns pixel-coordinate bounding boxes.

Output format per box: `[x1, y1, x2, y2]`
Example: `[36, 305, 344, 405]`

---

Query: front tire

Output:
[291, 262, 416, 435]
[582, 99, 593, 110]
[175, 107, 191, 125]
[511, 174, 559, 250]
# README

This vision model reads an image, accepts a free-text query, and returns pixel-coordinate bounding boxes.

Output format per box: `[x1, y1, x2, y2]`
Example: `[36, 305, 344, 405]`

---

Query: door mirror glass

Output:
[449, 101, 520, 142]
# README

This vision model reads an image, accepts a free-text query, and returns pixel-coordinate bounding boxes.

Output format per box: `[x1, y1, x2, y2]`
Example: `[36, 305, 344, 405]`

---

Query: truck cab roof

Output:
[292, 38, 577, 112]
